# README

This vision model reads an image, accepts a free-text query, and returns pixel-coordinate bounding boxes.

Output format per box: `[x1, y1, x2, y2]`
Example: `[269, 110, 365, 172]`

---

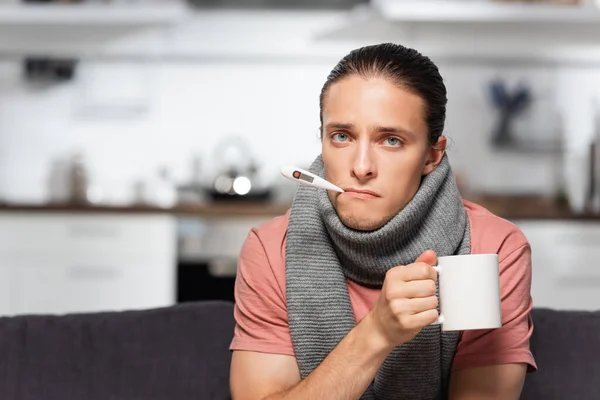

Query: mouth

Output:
[342, 188, 381, 199]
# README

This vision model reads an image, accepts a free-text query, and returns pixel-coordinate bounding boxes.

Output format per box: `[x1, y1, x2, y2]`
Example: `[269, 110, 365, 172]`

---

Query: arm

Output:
[449, 363, 527, 400]
[230, 312, 393, 400]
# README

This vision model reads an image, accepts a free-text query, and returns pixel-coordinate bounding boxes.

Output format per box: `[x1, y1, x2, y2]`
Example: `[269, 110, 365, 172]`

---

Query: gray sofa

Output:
[0, 301, 597, 400]
[0, 301, 234, 400]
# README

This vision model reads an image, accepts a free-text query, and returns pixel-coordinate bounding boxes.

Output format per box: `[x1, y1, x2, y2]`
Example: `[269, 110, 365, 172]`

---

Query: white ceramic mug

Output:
[430, 254, 502, 331]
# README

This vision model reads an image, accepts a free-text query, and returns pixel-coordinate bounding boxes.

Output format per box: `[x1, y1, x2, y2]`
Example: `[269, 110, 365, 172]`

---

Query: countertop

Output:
[1, 195, 600, 221]
[0, 201, 291, 219]
[463, 194, 600, 221]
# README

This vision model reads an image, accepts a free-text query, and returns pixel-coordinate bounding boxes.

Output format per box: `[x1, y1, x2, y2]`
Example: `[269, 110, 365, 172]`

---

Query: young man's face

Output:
[321, 75, 446, 231]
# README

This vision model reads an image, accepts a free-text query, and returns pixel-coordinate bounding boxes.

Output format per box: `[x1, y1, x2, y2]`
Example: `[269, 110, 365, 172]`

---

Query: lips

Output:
[343, 188, 381, 198]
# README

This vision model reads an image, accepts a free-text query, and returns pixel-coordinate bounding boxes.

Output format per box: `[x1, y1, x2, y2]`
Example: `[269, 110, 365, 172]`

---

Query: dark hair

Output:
[319, 43, 447, 145]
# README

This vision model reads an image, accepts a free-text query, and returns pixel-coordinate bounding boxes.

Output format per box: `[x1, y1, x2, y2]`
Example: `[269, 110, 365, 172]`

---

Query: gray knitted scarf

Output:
[285, 153, 470, 400]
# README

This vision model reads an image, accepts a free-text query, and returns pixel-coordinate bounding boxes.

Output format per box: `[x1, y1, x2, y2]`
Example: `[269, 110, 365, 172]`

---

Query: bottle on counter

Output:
[586, 101, 600, 213]
[593, 108, 600, 213]
[68, 151, 90, 206]
[150, 166, 178, 209]
[47, 156, 70, 204]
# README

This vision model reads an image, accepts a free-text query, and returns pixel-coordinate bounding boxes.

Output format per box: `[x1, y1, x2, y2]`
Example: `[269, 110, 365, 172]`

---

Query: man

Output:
[229, 43, 536, 400]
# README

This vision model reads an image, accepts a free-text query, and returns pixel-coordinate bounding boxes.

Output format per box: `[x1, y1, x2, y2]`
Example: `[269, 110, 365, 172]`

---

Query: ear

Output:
[423, 136, 447, 176]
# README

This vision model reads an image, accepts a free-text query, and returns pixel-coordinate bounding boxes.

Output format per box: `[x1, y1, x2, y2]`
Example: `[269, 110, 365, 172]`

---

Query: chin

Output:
[330, 194, 399, 231]
[336, 207, 391, 231]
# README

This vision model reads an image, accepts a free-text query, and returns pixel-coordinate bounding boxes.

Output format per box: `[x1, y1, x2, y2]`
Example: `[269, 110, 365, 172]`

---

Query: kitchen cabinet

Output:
[0, 255, 13, 316]
[515, 220, 600, 311]
[0, 212, 176, 316]
[373, 0, 600, 24]
[196, 218, 272, 260]
[12, 257, 173, 315]
[0, 3, 186, 55]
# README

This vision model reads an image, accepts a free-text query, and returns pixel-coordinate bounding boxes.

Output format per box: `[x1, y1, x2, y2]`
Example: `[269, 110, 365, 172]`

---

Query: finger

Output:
[393, 296, 438, 315]
[408, 296, 439, 314]
[409, 309, 441, 328]
[396, 263, 437, 282]
[414, 249, 437, 266]
[393, 279, 437, 298]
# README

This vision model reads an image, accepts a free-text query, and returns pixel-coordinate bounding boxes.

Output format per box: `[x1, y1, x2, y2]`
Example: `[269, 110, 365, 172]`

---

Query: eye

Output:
[383, 137, 402, 146]
[331, 132, 349, 142]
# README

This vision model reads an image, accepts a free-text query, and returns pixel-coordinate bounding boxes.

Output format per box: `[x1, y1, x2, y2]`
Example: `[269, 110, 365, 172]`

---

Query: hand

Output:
[368, 250, 440, 349]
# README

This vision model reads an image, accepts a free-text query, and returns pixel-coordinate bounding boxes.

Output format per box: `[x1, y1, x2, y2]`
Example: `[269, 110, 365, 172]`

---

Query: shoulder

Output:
[250, 209, 290, 261]
[464, 200, 529, 259]
[252, 209, 290, 240]
[237, 210, 290, 297]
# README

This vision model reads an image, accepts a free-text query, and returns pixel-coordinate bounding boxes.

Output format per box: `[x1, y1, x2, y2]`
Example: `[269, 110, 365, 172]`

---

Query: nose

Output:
[351, 141, 377, 181]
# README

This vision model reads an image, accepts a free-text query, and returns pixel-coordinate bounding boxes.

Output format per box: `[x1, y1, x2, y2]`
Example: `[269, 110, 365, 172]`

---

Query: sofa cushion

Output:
[0, 301, 234, 400]
[521, 308, 600, 400]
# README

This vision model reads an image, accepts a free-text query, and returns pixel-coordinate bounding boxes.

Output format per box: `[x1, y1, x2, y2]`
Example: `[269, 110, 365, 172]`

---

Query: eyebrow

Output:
[325, 122, 417, 139]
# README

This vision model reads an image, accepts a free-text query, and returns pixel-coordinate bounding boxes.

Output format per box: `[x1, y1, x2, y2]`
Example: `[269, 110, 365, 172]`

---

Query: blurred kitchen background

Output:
[0, 0, 600, 316]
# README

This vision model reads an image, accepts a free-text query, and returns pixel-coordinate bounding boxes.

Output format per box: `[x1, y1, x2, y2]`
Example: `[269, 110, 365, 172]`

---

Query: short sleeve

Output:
[229, 229, 295, 356]
[452, 238, 537, 372]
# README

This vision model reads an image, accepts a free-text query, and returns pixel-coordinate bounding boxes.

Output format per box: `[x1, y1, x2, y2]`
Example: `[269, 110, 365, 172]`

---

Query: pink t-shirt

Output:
[230, 200, 537, 372]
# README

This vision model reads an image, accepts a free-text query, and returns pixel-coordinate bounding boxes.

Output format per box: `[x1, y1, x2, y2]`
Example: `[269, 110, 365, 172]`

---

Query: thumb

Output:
[415, 249, 437, 266]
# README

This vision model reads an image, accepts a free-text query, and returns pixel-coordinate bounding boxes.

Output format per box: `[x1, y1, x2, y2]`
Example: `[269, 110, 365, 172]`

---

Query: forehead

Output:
[322, 75, 427, 136]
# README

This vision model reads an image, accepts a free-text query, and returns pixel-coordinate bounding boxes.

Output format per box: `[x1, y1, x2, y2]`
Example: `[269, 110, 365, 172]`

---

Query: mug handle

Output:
[430, 266, 445, 325]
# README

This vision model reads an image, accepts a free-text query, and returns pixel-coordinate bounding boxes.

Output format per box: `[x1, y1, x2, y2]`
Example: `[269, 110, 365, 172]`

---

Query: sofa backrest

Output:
[0, 301, 235, 400]
[521, 308, 600, 400]
[1, 302, 599, 400]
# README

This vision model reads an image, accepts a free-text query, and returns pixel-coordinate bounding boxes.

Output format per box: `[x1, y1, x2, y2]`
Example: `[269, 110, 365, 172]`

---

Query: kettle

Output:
[208, 135, 271, 200]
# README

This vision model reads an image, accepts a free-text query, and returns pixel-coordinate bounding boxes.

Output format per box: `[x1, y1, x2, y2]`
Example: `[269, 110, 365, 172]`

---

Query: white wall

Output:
[1, 10, 599, 206]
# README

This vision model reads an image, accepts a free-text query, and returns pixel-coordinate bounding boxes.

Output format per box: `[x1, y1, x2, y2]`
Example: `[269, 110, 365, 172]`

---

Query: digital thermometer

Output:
[280, 166, 344, 193]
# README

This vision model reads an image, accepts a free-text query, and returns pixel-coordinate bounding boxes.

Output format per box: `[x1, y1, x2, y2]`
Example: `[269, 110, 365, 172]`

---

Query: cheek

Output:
[384, 157, 424, 198]
[322, 147, 344, 181]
